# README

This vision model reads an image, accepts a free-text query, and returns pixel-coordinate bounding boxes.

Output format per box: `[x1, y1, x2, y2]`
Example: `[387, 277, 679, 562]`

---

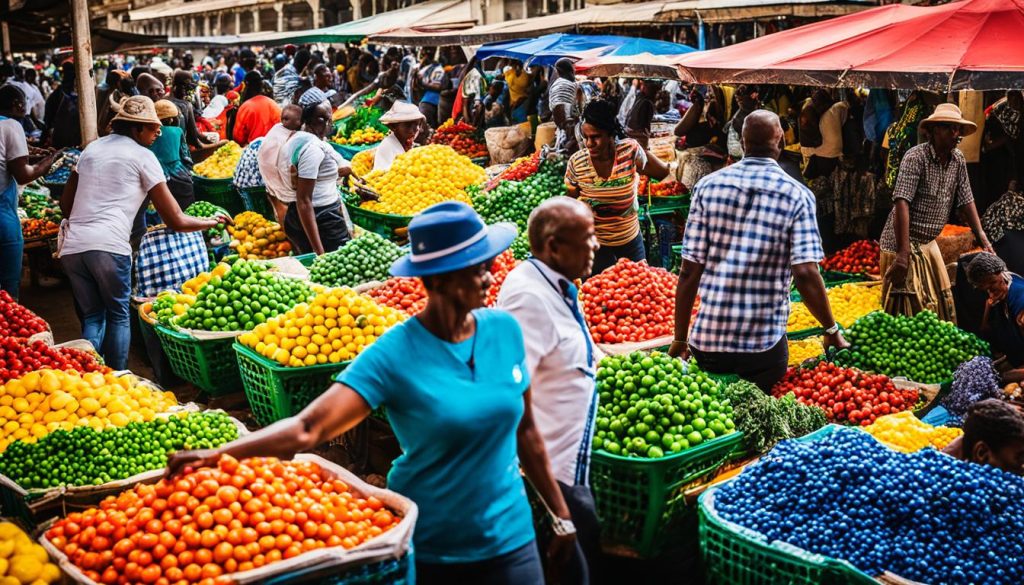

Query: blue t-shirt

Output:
[337, 309, 535, 563]
[1008, 274, 1024, 318]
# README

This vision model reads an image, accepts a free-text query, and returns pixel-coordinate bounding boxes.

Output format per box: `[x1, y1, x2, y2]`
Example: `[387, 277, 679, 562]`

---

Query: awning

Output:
[1, 0, 167, 52]
[676, 0, 1024, 91]
[475, 33, 694, 68]
[130, 0, 263, 21]
[575, 53, 691, 79]
[656, 0, 874, 24]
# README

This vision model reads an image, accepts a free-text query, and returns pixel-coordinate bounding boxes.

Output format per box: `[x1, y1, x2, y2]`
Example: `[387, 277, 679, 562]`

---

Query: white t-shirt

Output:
[258, 123, 295, 202]
[373, 132, 406, 173]
[281, 132, 349, 208]
[0, 118, 28, 192]
[7, 80, 44, 120]
[61, 134, 165, 257]
[497, 259, 600, 486]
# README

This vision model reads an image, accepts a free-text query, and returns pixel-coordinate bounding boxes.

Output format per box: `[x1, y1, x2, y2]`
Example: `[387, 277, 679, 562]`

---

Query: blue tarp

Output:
[475, 33, 695, 68]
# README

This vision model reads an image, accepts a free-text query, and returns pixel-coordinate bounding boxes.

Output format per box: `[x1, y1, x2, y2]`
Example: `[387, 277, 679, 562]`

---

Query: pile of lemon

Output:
[335, 127, 387, 146]
[183, 261, 230, 295]
[0, 522, 61, 585]
[0, 370, 178, 453]
[788, 336, 824, 366]
[360, 145, 486, 215]
[194, 141, 243, 179]
[228, 211, 292, 259]
[788, 283, 881, 332]
[351, 149, 375, 177]
[239, 288, 405, 367]
[862, 411, 961, 453]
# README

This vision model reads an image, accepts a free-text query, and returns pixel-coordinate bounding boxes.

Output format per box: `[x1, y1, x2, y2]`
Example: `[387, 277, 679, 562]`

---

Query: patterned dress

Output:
[565, 139, 647, 247]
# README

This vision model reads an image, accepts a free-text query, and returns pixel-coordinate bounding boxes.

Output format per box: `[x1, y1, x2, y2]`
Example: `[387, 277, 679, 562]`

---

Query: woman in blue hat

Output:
[168, 201, 576, 584]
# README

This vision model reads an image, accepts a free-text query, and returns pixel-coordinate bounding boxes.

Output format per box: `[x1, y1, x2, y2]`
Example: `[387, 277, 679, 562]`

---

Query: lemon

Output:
[8, 556, 42, 583]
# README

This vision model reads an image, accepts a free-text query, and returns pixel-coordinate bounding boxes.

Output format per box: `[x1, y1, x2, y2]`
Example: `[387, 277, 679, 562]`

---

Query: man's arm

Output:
[792, 262, 848, 351]
[668, 259, 704, 358]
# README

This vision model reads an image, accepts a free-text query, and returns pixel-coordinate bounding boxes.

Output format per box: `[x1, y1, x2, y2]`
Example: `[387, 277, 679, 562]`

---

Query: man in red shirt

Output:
[233, 70, 281, 146]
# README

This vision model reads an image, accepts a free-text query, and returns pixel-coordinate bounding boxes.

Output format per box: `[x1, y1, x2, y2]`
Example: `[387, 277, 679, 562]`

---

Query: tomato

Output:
[772, 362, 918, 425]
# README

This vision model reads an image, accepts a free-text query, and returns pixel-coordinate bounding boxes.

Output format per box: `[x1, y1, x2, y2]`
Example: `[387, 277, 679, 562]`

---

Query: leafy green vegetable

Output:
[725, 380, 827, 454]
[335, 106, 389, 139]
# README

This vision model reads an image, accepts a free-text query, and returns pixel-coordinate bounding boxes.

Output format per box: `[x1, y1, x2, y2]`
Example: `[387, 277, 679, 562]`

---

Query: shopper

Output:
[232, 70, 281, 146]
[964, 253, 1024, 368]
[414, 49, 447, 129]
[280, 101, 351, 255]
[168, 202, 576, 583]
[548, 58, 580, 155]
[943, 399, 1024, 476]
[273, 48, 311, 106]
[43, 61, 80, 148]
[505, 60, 535, 124]
[625, 79, 661, 150]
[565, 99, 671, 275]
[880, 103, 992, 323]
[0, 85, 59, 298]
[149, 100, 194, 210]
[58, 96, 227, 370]
[374, 101, 424, 172]
[668, 110, 847, 391]
[982, 182, 1024, 246]
[256, 104, 302, 222]
[498, 196, 602, 585]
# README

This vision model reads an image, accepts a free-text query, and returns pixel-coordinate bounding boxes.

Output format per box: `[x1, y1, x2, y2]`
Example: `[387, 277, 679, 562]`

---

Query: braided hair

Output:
[582, 98, 625, 139]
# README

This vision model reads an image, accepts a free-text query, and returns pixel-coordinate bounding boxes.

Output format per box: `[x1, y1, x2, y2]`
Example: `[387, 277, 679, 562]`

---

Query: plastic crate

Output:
[262, 550, 413, 585]
[344, 202, 413, 241]
[330, 141, 380, 161]
[193, 174, 245, 216]
[294, 253, 317, 267]
[591, 430, 744, 558]
[238, 186, 276, 221]
[155, 325, 242, 395]
[235, 344, 350, 427]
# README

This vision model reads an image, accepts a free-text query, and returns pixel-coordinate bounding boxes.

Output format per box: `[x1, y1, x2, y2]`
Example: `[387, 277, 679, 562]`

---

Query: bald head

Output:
[135, 73, 165, 103]
[741, 109, 783, 159]
[528, 196, 598, 280]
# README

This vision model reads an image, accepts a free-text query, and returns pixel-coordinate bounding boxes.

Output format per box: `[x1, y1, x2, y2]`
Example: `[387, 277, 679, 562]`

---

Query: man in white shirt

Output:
[498, 196, 602, 585]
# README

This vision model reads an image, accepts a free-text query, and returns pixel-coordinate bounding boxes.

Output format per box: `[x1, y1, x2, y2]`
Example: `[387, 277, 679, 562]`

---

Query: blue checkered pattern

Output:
[133, 228, 209, 298]
[233, 138, 264, 190]
[682, 157, 824, 353]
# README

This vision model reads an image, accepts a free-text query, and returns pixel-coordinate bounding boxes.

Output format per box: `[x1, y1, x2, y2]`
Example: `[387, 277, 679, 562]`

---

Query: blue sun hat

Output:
[391, 201, 517, 277]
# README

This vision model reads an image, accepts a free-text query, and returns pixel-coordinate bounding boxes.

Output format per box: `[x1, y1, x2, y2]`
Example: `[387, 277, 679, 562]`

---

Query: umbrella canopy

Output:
[676, 0, 1024, 91]
[476, 33, 694, 68]
[575, 53, 691, 79]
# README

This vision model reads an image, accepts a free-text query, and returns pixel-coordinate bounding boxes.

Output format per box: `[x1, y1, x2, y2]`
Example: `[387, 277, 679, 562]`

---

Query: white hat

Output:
[380, 101, 425, 125]
[919, 103, 977, 136]
[111, 95, 163, 125]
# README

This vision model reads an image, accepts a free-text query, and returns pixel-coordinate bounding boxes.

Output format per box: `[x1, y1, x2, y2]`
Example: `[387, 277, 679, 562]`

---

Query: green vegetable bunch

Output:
[725, 380, 827, 454]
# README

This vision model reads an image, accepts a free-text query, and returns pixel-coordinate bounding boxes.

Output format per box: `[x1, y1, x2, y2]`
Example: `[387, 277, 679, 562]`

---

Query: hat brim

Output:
[381, 114, 425, 124]
[920, 117, 977, 137]
[390, 223, 517, 278]
[111, 113, 163, 125]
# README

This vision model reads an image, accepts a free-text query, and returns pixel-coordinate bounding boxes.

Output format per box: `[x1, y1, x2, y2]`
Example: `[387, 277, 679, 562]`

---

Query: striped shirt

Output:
[565, 139, 647, 246]
[548, 77, 579, 150]
[682, 157, 824, 353]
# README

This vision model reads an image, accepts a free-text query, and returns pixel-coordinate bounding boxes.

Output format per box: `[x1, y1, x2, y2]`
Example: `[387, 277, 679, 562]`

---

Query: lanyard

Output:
[527, 259, 595, 378]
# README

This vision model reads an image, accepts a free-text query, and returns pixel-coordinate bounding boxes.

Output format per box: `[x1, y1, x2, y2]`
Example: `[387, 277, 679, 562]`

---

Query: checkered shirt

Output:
[233, 138, 265, 190]
[133, 228, 209, 298]
[682, 157, 824, 353]
[880, 143, 973, 251]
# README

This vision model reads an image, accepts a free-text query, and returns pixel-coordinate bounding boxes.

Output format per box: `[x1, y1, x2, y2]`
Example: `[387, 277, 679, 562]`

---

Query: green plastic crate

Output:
[238, 186, 276, 221]
[155, 325, 242, 396]
[591, 430, 744, 558]
[330, 141, 380, 160]
[344, 199, 412, 241]
[294, 253, 317, 267]
[235, 344, 350, 427]
[193, 174, 245, 216]
[263, 549, 413, 585]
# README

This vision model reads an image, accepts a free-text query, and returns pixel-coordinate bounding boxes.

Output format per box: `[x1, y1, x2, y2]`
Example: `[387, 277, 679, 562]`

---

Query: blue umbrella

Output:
[475, 33, 694, 68]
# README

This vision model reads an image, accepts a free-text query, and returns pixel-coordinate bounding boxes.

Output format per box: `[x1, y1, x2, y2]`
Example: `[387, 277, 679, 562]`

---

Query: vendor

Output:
[168, 202, 577, 583]
[374, 101, 424, 173]
[943, 399, 1024, 476]
[150, 100, 195, 210]
[965, 252, 1024, 370]
[565, 98, 671, 275]
[880, 104, 992, 323]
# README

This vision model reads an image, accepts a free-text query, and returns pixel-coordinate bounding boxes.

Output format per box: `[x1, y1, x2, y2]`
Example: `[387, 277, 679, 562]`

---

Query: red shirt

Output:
[232, 95, 281, 145]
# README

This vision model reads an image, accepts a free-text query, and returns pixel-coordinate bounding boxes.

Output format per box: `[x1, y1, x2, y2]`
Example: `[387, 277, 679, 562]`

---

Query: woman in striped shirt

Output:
[566, 99, 671, 275]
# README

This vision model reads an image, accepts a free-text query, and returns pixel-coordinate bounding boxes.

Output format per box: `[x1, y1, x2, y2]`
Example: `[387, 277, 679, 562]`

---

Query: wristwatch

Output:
[550, 515, 577, 536]
[824, 323, 840, 335]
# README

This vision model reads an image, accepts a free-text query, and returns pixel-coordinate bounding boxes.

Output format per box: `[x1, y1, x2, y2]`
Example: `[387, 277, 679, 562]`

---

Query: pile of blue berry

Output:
[713, 428, 1024, 584]
[942, 356, 1002, 426]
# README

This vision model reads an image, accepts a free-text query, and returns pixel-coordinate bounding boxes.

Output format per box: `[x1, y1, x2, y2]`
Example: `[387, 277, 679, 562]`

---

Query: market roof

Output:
[675, 0, 1024, 90]
[474, 33, 695, 68]
[656, 0, 874, 23]
[0, 0, 167, 52]
[129, 0, 268, 21]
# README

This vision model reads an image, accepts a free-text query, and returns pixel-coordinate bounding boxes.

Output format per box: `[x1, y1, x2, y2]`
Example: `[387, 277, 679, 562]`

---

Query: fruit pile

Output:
[178, 260, 313, 332]
[366, 278, 428, 316]
[939, 224, 971, 238]
[332, 127, 386, 146]
[787, 336, 823, 366]
[350, 149, 374, 177]
[485, 250, 518, 306]
[0, 369, 178, 453]
[593, 353, 736, 458]
[359, 145, 486, 216]
[862, 411, 961, 453]
[472, 156, 567, 235]
[44, 149, 79, 183]
[713, 429, 1024, 584]
[239, 288, 404, 367]
[0, 290, 49, 338]
[194, 142, 242, 179]
[942, 356, 1002, 426]
[835, 310, 990, 383]
[821, 240, 880, 275]
[771, 361, 918, 426]
[0, 337, 108, 384]
[46, 455, 403, 585]
[228, 212, 291, 259]
[309, 233, 404, 288]
[582, 259, 677, 344]
[488, 153, 540, 187]
[724, 380, 828, 454]
[0, 412, 240, 489]
[19, 188, 61, 222]
[429, 120, 488, 158]
[638, 177, 686, 198]
[333, 106, 389, 146]
[788, 283, 881, 331]
[148, 292, 197, 327]
[0, 521, 62, 585]
[20, 218, 59, 239]
[185, 201, 228, 242]
[182, 263, 230, 296]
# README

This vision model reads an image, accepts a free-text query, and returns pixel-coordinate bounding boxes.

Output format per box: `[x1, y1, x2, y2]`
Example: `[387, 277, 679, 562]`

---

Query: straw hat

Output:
[111, 95, 162, 125]
[154, 99, 179, 121]
[919, 103, 977, 136]
[380, 101, 425, 125]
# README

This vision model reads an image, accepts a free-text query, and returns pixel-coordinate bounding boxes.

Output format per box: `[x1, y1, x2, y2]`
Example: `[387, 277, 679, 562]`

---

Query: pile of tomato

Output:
[367, 278, 428, 316]
[771, 361, 919, 426]
[21, 218, 60, 239]
[649, 181, 686, 197]
[0, 337, 109, 383]
[0, 290, 49, 338]
[491, 152, 540, 185]
[46, 455, 402, 585]
[485, 250, 518, 307]
[582, 259, 677, 344]
[429, 121, 488, 158]
[821, 240, 880, 276]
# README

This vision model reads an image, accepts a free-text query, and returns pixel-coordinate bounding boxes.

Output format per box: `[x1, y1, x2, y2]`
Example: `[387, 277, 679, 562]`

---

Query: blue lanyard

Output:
[527, 259, 594, 378]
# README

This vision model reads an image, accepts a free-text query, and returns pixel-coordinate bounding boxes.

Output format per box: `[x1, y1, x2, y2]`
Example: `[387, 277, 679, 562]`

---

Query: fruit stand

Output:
[193, 142, 245, 216]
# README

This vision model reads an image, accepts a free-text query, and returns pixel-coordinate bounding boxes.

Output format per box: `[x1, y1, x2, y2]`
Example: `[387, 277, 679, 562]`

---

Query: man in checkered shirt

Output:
[668, 110, 848, 391]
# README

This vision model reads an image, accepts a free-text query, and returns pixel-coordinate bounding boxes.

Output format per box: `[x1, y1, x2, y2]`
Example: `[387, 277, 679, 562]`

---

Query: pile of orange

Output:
[46, 455, 401, 585]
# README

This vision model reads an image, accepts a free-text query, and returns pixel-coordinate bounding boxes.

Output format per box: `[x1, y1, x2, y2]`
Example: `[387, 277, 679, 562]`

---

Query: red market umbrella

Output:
[676, 0, 1024, 91]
